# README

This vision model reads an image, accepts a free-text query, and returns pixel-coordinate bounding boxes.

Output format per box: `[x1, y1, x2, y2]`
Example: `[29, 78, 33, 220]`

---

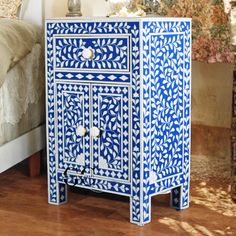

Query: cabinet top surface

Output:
[46, 16, 192, 23]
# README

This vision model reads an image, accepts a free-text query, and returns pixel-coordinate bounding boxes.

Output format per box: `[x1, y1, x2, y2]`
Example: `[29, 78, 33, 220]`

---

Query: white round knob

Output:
[90, 127, 100, 138]
[76, 126, 87, 137]
[82, 48, 94, 59]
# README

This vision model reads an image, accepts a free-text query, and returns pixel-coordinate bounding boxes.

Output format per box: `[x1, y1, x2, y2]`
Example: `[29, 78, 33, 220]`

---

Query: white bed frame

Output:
[0, 126, 45, 173]
[0, 0, 45, 173]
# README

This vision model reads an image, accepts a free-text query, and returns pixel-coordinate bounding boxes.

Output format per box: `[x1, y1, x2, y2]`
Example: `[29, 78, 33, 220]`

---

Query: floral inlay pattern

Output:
[56, 83, 90, 173]
[63, 92, 84, 164]
[100, 95, 122, 170]
[46, 19, 191, 225]
[150, 33, 184, 181]
[92, 85, 130, 182]
[142, 20, 191, 223]
[55, 37, 129, 70]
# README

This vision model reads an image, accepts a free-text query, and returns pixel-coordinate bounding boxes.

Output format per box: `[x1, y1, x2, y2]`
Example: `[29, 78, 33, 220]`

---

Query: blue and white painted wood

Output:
[46, 17, 191, 226]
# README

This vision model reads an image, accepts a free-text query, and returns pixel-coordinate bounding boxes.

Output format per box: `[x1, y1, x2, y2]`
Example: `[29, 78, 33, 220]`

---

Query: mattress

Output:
[0, 43, 45, 146]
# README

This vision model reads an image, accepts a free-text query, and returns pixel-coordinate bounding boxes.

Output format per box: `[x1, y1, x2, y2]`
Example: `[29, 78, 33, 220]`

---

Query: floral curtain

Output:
[142, 0, 234, 63]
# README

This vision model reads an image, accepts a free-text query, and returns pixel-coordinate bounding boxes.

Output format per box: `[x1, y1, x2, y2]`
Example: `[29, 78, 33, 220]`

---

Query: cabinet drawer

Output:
[55, 35, 130, 72]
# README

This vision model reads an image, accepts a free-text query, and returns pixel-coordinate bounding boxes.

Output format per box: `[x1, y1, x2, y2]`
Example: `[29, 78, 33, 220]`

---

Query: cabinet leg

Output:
[48, 180, 68, 205]
[171, 184, 189, 210]
[130, 195, 151, 226]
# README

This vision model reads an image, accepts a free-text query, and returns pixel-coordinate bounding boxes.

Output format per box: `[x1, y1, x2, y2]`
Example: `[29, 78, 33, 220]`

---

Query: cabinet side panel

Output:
[142, 19, 191, 207]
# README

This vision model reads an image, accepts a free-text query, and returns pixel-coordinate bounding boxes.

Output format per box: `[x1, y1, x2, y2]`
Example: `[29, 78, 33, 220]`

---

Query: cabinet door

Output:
[56, 82, 90, 174]
[91, 84, 130, 182]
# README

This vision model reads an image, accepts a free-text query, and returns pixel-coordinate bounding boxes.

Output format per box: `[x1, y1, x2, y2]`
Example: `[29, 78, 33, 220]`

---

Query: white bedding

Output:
[0, 43, 45, 146]
[0, 99, 44, 146]
[0, 18, 41, 87]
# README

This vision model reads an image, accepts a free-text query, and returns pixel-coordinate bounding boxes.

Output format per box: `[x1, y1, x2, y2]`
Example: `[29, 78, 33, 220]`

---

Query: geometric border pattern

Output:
[55, 71, 130, 83]
[57, 171, 131, 196]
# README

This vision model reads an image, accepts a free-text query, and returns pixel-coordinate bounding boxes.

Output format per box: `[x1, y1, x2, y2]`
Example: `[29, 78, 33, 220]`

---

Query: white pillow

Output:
[0, 0, 22, 18]
[18, 0, 43, 26]
[18, 0, 29, 19]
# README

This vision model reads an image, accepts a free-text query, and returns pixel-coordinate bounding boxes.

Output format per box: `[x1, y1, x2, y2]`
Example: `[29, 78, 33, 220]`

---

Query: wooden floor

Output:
[0, 162, 235, 236]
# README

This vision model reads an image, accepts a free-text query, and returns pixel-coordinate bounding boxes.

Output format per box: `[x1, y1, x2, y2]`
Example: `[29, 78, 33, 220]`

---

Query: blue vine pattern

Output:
[100, 95, 122, 170]
[55, 37, 129, 71]
[46, 19, 191, 225]
[92, 85, 130, 182]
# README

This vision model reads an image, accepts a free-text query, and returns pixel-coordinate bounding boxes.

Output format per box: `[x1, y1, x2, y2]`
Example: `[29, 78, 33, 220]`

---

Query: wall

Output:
[192, 61, 233, 128]
[45, 0, 109, 19]
[45, 0, 66, 18]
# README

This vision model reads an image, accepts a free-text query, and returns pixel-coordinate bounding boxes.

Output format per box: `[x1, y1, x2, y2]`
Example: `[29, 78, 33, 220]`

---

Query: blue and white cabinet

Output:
[46, 18, 191, 225]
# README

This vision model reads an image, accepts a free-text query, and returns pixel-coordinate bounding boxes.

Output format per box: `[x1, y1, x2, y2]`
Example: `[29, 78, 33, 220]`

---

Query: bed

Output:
[0, 0, 45, 174]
